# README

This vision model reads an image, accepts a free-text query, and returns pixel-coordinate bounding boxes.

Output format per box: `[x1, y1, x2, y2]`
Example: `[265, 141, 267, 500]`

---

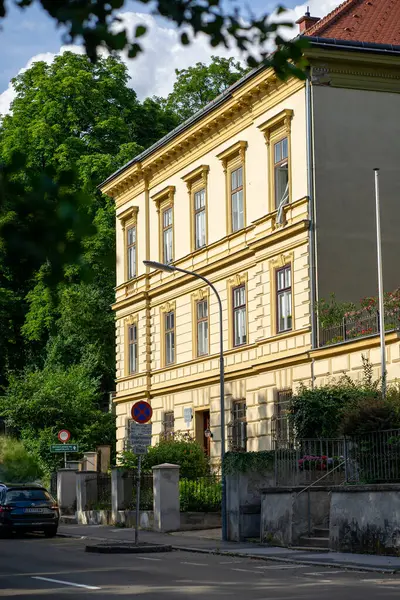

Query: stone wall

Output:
[330, 485, 400, 555]
[260, 487, 330, 546]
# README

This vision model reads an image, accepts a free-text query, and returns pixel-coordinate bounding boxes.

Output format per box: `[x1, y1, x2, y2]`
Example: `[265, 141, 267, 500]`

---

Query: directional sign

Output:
[130, 423, 152, 455]
[131, 400, 153, 424]
[50, 444, 79, 453]
[58, 429, 71, 443]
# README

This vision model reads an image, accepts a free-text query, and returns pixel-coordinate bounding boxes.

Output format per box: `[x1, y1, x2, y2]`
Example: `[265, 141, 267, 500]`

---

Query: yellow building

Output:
[100, 3, 400, 460]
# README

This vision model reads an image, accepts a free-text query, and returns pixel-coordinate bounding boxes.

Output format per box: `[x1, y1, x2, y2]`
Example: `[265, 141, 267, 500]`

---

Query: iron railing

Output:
[50, 472, 57, 500]
[179, 474, 222, 512]
[274, 438, 346, 486]
[127, 471, 154, 510]
[347, 429, 400, 483]
[97, 473, 112, 509]
[318, 308, 400, 347]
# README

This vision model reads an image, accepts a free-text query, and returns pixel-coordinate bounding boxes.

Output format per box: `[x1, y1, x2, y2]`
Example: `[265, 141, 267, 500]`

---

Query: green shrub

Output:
[119, 433, 209, 479]
[0, 438, 42, 483]
[179, 477, 221, 512]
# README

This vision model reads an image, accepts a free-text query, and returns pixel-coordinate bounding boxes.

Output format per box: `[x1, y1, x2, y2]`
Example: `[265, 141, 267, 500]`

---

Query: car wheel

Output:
[43, 527, 58, 538]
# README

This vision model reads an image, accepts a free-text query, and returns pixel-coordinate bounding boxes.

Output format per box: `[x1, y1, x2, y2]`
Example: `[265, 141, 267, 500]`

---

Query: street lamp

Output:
[144, 260, 227, 541]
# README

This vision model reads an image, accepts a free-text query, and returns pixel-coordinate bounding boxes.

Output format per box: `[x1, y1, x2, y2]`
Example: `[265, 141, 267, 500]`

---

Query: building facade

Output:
[101, 1, 400, 460]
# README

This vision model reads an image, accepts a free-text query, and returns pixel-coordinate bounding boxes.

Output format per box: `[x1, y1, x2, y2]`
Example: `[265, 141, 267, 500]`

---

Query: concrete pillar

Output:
[111, 468, 133, 524]
[76, 472, 98, 521]
[97, 445, 111, 473]
[83, 452, 98, 471]
[57, 469, 77, 515]
[152, 463, 180, 532]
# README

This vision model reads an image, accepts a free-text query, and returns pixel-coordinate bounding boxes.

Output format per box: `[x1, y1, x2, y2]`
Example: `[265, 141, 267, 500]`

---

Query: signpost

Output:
[130, 401, 153, 545]
[51, 430, 76, 468]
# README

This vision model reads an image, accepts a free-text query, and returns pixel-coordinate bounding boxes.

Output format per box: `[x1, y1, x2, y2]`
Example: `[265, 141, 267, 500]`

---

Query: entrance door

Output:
[203, 410, 211, 456]
[195, 410, 211, 456]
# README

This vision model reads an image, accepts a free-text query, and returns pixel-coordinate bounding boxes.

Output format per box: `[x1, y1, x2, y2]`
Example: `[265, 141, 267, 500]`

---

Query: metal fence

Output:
[274, 438, 347, 486]
[318, 309, 400, 347]
[179, 474, 222, 512]
[50, 472, 57, 499]
[97, 473, 112, 509]
[347, 429, 400, 483]
[127, 471, 154, 510]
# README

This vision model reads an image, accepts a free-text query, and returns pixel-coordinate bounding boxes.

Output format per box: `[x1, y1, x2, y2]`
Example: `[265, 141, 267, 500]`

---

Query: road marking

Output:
[181, 561, 207, 566]
[231, 568, 261, 574]
[304, 571, 344, 576]
[219, 560, 243, 564]
[136, 557, 161, 561]
[253, 565, 300, 570]
[32, 576, 100, 590]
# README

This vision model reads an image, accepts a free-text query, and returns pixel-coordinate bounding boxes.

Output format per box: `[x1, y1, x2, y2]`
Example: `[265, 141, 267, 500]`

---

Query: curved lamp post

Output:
[144, 260, 227, 541]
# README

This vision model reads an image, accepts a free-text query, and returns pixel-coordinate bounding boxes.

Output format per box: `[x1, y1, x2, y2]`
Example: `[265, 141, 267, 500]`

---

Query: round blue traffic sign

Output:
[131, 400, 153, 424]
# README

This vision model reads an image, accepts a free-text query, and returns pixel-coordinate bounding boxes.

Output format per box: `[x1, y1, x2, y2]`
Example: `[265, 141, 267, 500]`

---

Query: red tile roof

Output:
[305, 0, 400, 45]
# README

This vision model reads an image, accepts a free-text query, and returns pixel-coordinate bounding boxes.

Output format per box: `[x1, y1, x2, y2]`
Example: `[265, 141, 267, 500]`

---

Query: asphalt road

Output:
[1, 534, 400, 599]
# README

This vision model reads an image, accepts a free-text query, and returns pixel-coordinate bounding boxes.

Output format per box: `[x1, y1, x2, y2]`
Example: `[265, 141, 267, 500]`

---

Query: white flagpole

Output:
[374, 168, 386, 396]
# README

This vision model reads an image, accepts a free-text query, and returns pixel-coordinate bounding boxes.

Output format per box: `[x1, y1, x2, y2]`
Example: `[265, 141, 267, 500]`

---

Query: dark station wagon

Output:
[0, 483, 59, 537]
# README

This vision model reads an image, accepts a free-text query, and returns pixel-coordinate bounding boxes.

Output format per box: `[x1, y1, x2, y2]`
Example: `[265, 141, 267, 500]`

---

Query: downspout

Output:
[306, 73, 318, 364]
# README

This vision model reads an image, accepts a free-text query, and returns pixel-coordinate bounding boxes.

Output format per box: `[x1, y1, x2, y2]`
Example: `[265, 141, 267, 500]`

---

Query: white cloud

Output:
[0, 2, 342, 116]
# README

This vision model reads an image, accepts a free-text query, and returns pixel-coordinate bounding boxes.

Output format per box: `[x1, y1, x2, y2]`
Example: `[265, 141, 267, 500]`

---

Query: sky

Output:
[0, 0, 343, 115]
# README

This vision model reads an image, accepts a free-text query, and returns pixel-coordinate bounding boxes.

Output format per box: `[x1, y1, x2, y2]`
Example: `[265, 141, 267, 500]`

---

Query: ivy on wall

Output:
[223, 451, 275, 475]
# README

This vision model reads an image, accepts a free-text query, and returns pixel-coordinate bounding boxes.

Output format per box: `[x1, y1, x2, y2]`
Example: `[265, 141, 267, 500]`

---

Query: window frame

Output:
[182, 165, 209, 253]
[272, 389, 293, 448]
[217, 141, 247, 235]
[276, 264, 292, 334]
[232, 284, 247, 348]
[196, 298, 209, 357]
[152, 186, 175, 265]
[119, 206, 139, 284]
[126, 223, 137, 280]
[163, 411, 175, 439]
[164, 309, 176, 366]
[193, 187, 207, 250]
[230, 165, 244, 233]
[161, 205, 174, 264]
[228, 399, 247, 452]
[258, 109, 293, 218]
[127, 322, 138, 375]
[273, 136, 289, 210]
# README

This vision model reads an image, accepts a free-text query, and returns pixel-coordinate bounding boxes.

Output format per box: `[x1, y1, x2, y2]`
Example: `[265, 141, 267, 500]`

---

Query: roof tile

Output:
[305, 0, 400, 45]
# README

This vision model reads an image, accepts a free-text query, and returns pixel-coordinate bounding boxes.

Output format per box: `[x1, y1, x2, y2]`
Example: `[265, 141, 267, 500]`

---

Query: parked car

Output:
[0, 483, 59, 537]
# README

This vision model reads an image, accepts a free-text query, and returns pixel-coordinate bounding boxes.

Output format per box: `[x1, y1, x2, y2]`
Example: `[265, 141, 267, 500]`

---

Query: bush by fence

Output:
[179, 475, 221, 512]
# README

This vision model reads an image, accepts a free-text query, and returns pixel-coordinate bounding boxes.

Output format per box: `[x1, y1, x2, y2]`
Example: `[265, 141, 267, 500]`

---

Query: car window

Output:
[6, 489, 51, 502]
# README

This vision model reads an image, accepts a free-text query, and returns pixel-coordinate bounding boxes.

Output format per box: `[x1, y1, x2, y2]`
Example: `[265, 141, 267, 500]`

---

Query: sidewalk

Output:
[58, 524, 400, 573]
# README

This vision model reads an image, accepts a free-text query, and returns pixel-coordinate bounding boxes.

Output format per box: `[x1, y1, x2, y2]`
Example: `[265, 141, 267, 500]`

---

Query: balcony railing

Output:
[318, 309, 400, 348]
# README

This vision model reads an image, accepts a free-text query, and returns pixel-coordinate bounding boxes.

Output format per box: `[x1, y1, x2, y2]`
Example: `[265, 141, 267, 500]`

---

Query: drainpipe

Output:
[306, 74, 317, 350]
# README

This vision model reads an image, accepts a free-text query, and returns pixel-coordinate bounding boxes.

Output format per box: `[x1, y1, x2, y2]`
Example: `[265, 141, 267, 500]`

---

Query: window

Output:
[127, 225, 136, 279]
[231, 166, 244, 232]
[272, 390, 293, 448]
[163, 411, 175, 439]
[276, 266, 292, 333]
[217, 140, 247, 234]
[194, 188, 206, 249]
[162, 207, 173, 264]
[233, 285, 247, 347]
[228, 400, 247, 452]
[274, 137, 289, 210]
[196, 299, 209, 356]
[128, 323, 138, 374]
[164, 311, 175, 365]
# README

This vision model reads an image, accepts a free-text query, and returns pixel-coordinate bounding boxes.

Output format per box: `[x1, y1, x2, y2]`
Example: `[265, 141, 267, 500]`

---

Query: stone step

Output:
[314, 527, 329, 538]
[60, 514, 78, 525]
[298, 536, 330, 549]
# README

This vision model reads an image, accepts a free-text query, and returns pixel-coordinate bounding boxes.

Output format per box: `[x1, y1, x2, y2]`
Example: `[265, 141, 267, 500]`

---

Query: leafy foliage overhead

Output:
[0, 1, 308, 78]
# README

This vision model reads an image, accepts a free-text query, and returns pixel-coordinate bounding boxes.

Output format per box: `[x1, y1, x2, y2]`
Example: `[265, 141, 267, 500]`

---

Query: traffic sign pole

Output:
[135, 455, 141, 546]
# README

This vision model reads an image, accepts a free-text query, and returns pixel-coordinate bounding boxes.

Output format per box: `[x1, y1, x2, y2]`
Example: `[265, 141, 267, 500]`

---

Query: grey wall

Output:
[312, 85, 400, 302]
[330, 485, 400, 555]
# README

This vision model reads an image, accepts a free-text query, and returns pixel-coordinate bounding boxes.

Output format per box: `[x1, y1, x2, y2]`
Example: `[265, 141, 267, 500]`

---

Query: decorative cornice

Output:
[182, 165, 209, 191]
[160, 300, 176, 314]
[151, 185, 175, 210]
[227, 273, 248, 288]
[192, 288, 208, 302]
[258, 109, 293, 145]
[119, 206, 139, 230]
[217, 140, 248, 171]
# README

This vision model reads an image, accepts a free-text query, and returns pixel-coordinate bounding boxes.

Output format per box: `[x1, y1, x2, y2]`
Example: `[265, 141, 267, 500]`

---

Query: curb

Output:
[57, 533, 399, 574]
[86, 543, 172, 554]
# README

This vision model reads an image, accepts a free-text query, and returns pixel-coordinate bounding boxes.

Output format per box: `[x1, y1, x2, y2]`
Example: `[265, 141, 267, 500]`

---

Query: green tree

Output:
[165, 56, 249, 121]
[0, 438, 43, 483]
[0, 1, 307, 78]
[0, 364, 116, 474]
